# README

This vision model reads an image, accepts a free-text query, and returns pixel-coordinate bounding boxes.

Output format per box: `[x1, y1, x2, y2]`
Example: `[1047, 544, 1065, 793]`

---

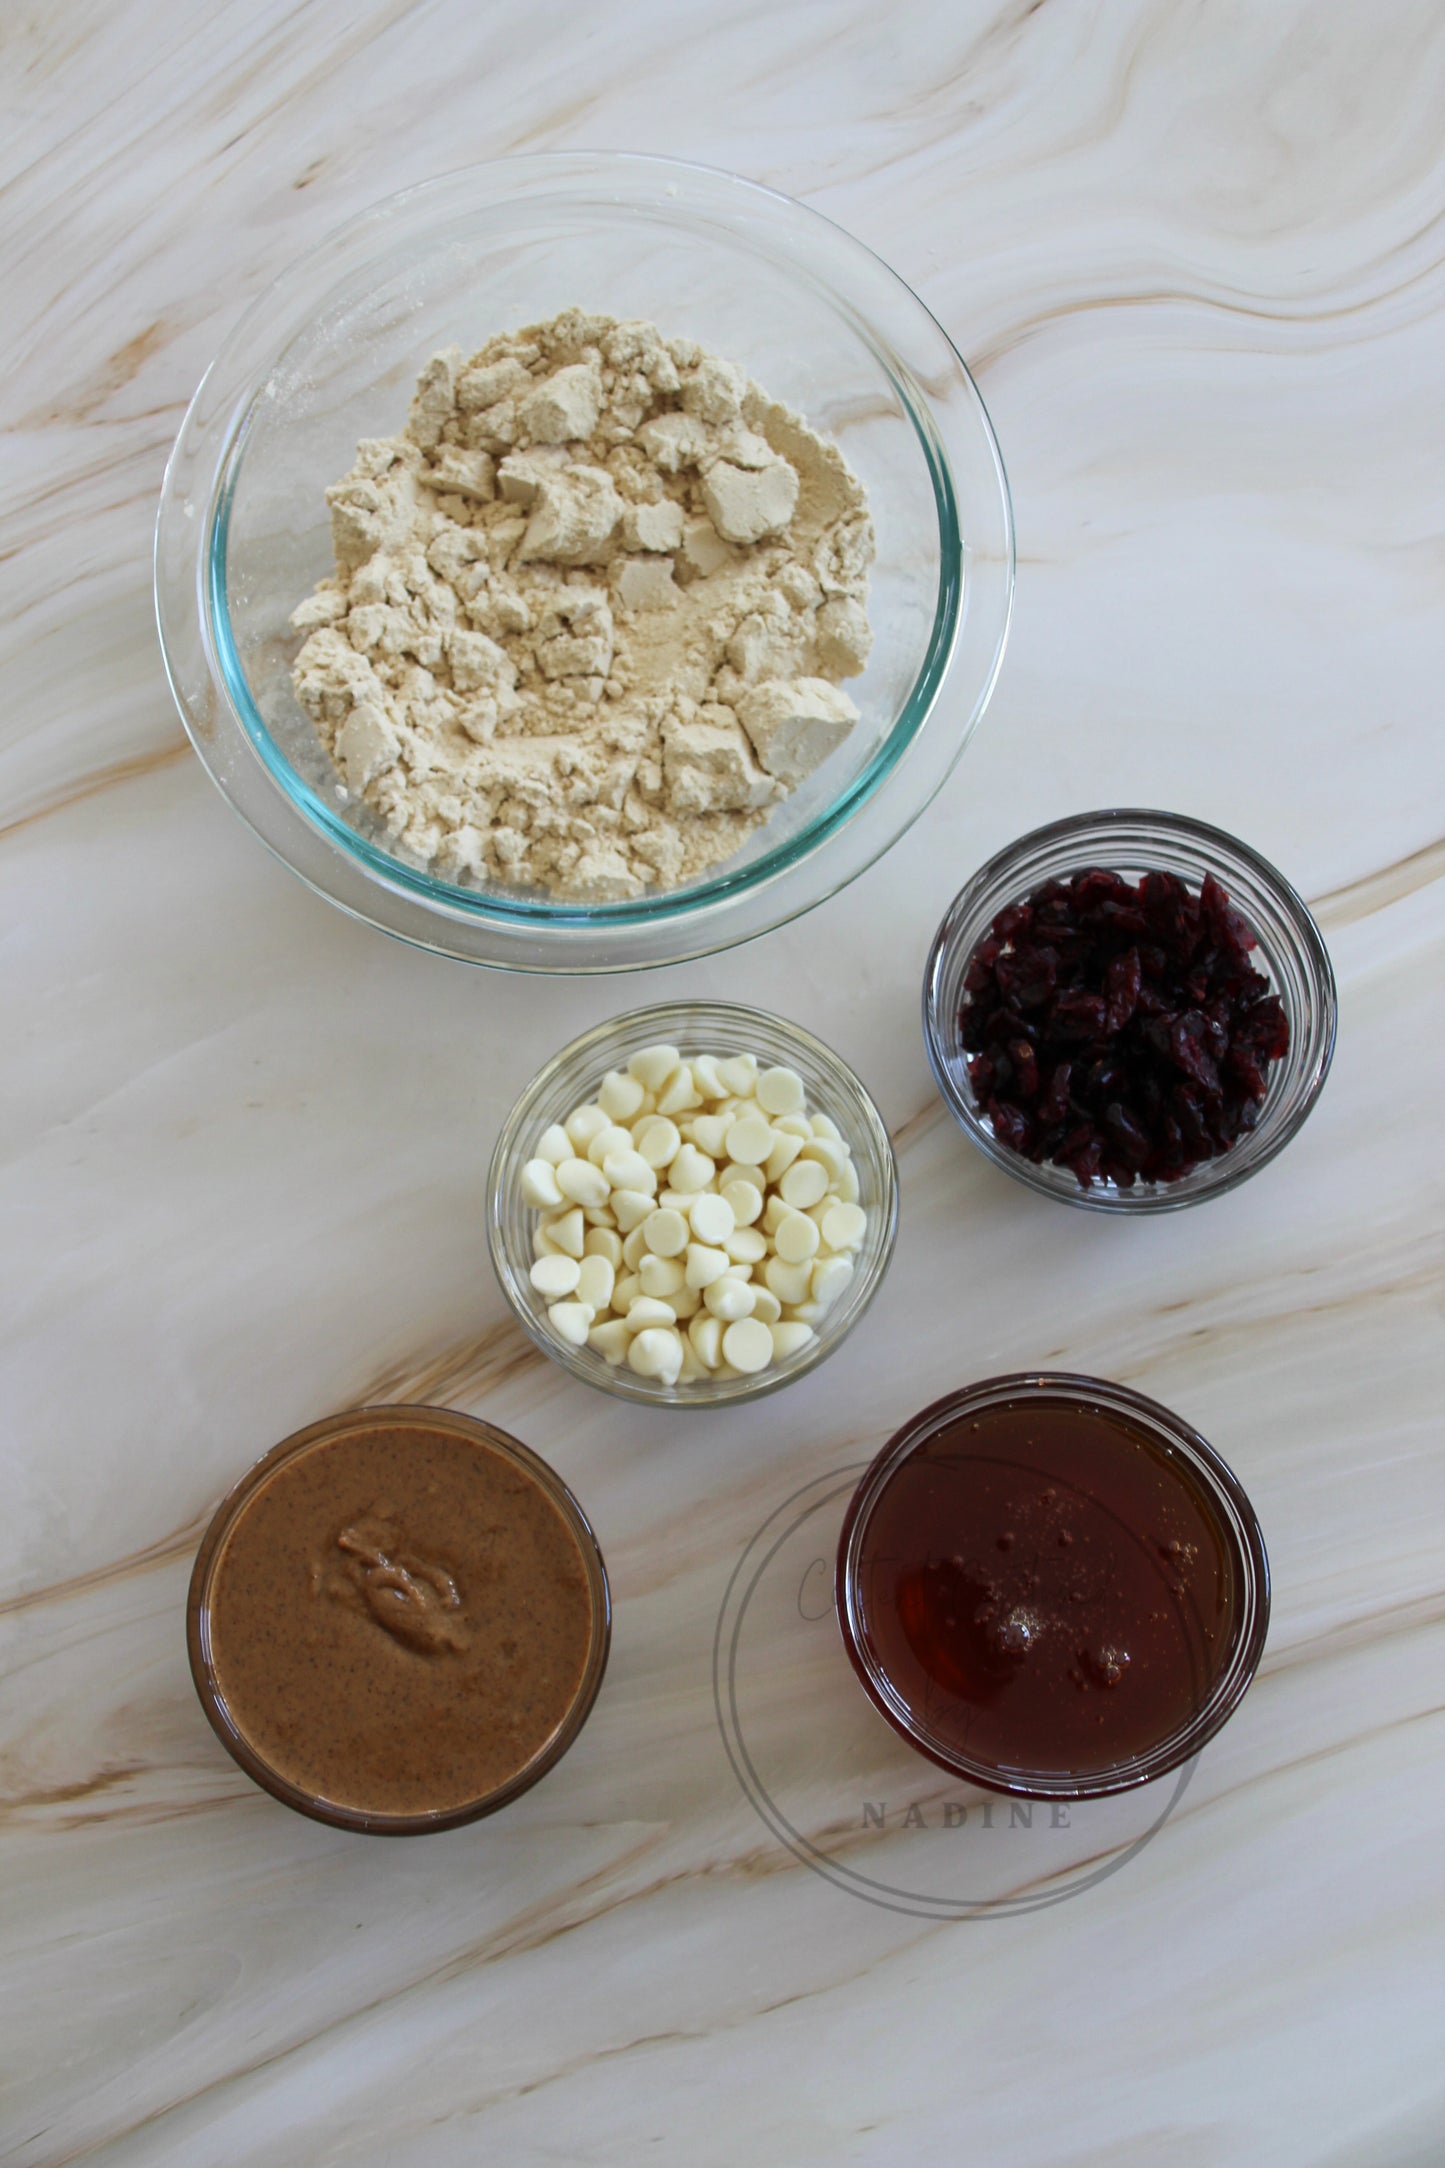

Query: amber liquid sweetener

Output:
[849, 1398, 1238, 1780]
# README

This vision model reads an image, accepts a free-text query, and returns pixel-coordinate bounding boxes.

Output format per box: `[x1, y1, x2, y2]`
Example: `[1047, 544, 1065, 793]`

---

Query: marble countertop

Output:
[3, 3, 1442, 2161]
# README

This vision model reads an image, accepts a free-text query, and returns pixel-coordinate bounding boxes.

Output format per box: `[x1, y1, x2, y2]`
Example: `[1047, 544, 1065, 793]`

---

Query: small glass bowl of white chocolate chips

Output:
[488, 1003, 898, 1402]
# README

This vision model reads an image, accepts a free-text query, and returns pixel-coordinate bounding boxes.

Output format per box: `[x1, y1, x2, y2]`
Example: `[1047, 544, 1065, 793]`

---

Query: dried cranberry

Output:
[1103, 947, 1142, 1032]
[958, 860, 1289, 1189]
[1168, 1013, 1222, 1094]
[967, 1052, 997, 1099]
[1007, 1039, 1040, 1101]
[1238, 994, 1290, 1062]
[1084, 1056, 1126, 1105]
[1053, 990, 1108, 1040]
[964, 944, 999, 995]
[1091, 900, 1151, 937]
[1037, 1061, 1073, 1125]
[1103, 1103, 1152, 1167]
[995, 944, 1059, 1011]
[1072, 869, 1135, 909]
[1060, 1131, 1104, 1186]
[1225, 1046, 1268, 1100]
[1201, 872, 1257, 961]
[991, 1102, 1033, 1155]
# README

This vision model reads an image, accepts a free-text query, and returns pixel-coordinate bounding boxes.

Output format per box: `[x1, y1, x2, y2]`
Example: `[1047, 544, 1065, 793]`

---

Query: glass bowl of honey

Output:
[836, 1373, 1270, 1800]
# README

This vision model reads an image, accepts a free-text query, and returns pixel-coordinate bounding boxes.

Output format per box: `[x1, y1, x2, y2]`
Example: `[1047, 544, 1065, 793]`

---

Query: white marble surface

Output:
[3, 2, 1443, 2161]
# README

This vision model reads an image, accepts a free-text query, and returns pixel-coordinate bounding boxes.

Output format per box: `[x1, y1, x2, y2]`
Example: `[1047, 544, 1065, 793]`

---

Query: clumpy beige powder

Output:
[289, 309, 873, 899]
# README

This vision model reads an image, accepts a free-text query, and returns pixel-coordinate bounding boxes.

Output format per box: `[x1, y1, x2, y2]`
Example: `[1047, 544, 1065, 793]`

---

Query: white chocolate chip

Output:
[588, 1318, 633, 1364]
[633, 1115, 682, 1168]
[811, 1255, 854, 1308]
[628, 1326, 684, 1381]
[521, 1158, 565, 1209]
[685, 1241, 732, 1289]
[780, 1158, 829, 1210]
[821, 1201, 867, 1251]
[691, 1055, 725, 1100]
[722, 1176, 764, 1226]
[763, 1255, 813, 1305]
[770, 1321, 815, 1361]
[704, 1275, 756, 1320]
[800, 1136, 848, 1182]
[586, 1122, 634, 1167]
[764, 1131, 806, 1183]
[565, 1104, 610, 1149]
[549, 1208, 586, 1258]
[612, 1271, 641, 1312]
[611, 1188, 655, 1233]
[642, 1207, 689, 1257]
[536, 1124, 572, 1165]
[547, 1300, 594, 1346]
[601, 1148, 657, 1194]
[627, 1043, 682, 1090]
[584, 1227, 623, 1268]
[725, 1115, 774, 1165]
[556, 1157, 610, 1208]
[640, 1253, 687, 1299]
[724, 1226, 768, 1264]
[531, 1254, 582, 1299]
[688, 1314, 723, 1368]
[576, 1254, 615, 1310]
[722, 1317, 774, 1373]
[655, 1067, 702, 1116]
[687, 1191, 735, 1245]
[598, 1069, 646, 1121]
[589, 1118, 636, 1170]
[690, 1113, 733, 1159]
[669, 1143, 715, 1193]
[774, 1210, 821, 1264]
[621, 1224, 650, 1270]
[756, 1066, 806, 1116]
[716, 1055, 758, 1096]
[627, 1295, 678, 1330]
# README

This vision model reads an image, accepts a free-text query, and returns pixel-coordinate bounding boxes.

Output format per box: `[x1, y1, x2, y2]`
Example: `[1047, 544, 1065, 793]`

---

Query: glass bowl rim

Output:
[187, 1401, 612, 1834]
[155, 150, 1014, 971]
[835, 1370, 1272, 1800]
[922, 805, 1338, 1213]
[487, 997, 900, 1407]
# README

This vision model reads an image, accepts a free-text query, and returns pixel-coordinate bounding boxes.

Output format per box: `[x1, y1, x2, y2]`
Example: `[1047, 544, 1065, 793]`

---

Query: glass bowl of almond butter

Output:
[488, 1002, 898, 1403]
[157, 154, 1013, 972]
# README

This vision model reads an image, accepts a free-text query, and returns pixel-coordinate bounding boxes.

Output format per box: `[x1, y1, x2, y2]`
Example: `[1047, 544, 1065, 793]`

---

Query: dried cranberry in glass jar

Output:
[960, 868, 1290, 1189]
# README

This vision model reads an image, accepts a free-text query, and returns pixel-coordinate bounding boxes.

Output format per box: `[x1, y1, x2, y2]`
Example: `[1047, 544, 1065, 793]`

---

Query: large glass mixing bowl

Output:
[156, 154, 1013, 971]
